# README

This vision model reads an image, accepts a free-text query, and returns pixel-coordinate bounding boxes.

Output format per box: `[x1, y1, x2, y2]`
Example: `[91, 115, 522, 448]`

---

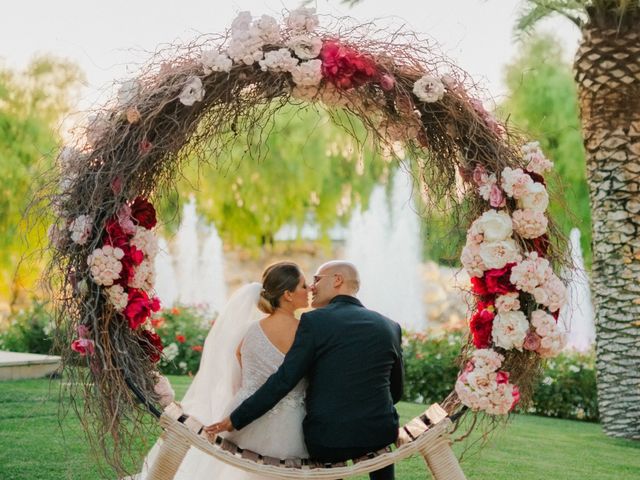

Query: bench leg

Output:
[146, 430, 191, 480]
[421, 436, 466, 480]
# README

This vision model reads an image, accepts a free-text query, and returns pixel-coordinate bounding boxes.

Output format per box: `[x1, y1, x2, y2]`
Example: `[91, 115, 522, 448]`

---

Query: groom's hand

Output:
[204, 417, 235, 438]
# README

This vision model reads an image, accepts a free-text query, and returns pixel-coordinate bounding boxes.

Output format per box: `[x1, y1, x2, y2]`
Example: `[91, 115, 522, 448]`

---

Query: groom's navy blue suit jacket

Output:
[230, 295, 404, 452]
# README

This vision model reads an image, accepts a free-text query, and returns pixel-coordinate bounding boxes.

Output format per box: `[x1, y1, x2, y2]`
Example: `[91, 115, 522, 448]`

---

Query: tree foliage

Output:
[0, 56, 84, 306]
[158, 105, 393, 250]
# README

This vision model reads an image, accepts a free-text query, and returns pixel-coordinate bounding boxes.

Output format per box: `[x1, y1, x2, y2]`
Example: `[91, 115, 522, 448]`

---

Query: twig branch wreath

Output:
[44, 8, 569, 475]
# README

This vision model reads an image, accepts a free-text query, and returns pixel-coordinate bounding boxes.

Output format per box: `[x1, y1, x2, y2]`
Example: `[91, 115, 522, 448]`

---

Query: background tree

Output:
[158, 106, 392, 250]
[0, 56, 84, 311]
[516, 0, 640, 441]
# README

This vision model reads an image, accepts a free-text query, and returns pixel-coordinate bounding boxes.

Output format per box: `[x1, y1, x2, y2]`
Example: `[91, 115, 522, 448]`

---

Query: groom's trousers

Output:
[308, 444, 395, 480]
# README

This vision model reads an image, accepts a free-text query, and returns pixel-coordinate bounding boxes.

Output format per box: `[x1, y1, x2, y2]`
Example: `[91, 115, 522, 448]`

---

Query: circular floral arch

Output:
[47, 8, 568, 470]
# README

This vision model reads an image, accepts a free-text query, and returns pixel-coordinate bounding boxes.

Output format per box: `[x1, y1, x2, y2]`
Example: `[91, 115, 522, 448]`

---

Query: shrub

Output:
[402, 331, 598, 421]
[528, 351, 598, 421]
[0, 300, 56, 354]
[152, 305, 213, 375]
[402, 330, 463, 404]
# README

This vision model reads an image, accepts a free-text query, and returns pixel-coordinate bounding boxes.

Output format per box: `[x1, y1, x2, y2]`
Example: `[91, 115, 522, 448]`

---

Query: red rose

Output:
[470, 276, 489, 296]
[496, 370, 510, 384]
[175, 334, 186, 344]
[124, 289, 161, 329]
[130, 197, 157, 229]
[138, 329, 163, 363]
[484, 264, 518, 295]
[119, 245, 145, 285]
[191, 345, 203, 352]
[104, 217, 131, 249]
[320, 41, 377, 90]
[469, 304, 495, 348]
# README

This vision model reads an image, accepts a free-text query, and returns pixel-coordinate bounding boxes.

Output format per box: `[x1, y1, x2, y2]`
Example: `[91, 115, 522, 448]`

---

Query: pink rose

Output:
[76, 324, 90, 338]
[489, 184, 506, 208]
[379, 74, 396, 91]
[71, 338, 95, 356]
[523, 331, 542, 351]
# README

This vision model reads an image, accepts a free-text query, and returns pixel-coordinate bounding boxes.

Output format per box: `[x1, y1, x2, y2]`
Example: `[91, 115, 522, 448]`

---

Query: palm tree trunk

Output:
[574, 20, 640, 439]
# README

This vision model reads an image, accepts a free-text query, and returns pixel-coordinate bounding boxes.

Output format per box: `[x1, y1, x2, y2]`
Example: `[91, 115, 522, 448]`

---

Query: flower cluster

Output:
[83, 197, 162, 360]
[457, 142, 567, 415]
[455, 349, 520, 415]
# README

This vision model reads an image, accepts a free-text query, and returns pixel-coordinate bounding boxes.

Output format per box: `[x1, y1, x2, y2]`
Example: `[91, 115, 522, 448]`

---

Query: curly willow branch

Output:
[35, 15, 568, 476]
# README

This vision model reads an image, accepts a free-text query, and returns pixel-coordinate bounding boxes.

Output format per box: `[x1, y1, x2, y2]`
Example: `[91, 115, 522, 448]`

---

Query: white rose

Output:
[413, 75, 445, 103]
[479, 239, 521, 269]
[287, 35, 322, 59]
[179, 77, 205, 106]
[201, 50, 232, 73]
[518, 181, 549, 212]
[285, 7, 319, 32]
[492, 311, 529, 350]
[290, 60, 323, 87]
[474, 210, 513, 242]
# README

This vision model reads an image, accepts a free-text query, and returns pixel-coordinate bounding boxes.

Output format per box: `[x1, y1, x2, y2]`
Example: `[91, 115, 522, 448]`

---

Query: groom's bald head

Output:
[321, 261, 360, 293]
[311, 261, 360, 307]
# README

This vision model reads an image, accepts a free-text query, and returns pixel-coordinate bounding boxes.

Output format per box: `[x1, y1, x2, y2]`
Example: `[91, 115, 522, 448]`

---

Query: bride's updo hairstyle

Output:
[258, 262, 302, 314]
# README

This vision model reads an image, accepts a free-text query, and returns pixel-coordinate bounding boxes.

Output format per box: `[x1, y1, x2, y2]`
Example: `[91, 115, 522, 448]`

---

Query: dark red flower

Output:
[485, 264, 518, 295]
[473, 264, 518, 297]
[119, 245, 145, 285]
[525, 170, 546, 186]
[532, 234, 550, 257]
[139, 329, 163, 363]
[124, 288, 161, 329]
[104, 217, 131, 249]
[130, 197, 157, 229]
[469, 304, 495, 348]
[319, 41, 377, 90]
[175, 334, 186, 344]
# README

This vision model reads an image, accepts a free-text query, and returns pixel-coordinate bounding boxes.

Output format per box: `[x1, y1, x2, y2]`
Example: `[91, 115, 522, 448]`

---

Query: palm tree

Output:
[339, 0, 640, 439]
[515, 0, 640, 441]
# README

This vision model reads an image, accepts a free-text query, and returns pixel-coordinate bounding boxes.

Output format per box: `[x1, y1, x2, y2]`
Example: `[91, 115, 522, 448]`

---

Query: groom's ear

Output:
[333, 273, 343, 288]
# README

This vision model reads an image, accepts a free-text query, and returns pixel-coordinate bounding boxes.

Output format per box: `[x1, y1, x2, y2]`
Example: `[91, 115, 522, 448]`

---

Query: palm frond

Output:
[515, 0, 586, 39]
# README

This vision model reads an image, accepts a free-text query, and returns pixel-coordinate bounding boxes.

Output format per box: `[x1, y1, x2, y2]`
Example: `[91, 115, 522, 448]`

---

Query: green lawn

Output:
[1, 376, 638, 479]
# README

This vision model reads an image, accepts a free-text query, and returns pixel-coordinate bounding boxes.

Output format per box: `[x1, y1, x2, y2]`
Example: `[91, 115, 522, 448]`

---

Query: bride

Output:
[140, 261, 310, 479]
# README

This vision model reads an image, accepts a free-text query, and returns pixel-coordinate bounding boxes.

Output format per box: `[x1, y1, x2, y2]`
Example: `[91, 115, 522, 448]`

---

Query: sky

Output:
[1, 0, 580, 117]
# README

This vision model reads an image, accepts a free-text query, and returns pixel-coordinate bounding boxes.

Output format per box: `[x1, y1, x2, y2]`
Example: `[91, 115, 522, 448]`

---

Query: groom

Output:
[206, 261, 404, 480]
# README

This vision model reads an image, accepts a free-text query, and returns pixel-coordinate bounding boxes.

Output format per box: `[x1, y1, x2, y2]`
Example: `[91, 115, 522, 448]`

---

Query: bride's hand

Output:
[204, 417, 235, 437]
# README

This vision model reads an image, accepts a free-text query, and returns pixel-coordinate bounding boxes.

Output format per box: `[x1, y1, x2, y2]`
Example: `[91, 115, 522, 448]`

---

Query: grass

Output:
[1, 376, 638, 479]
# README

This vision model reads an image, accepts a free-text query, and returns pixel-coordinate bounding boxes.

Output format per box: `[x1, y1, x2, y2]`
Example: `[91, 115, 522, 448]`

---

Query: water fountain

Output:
[344, 170, 427, 331]
[154, 197, 227, 315]
[559, 228, 595, 352]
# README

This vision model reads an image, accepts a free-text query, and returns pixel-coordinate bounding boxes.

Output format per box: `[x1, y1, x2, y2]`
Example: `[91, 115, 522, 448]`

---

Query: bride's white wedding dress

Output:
[139, 283, 308, 480]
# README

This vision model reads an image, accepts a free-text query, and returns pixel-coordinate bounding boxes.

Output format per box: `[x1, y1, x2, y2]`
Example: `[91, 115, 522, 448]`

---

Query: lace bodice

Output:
[235, 322, 306, 413]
